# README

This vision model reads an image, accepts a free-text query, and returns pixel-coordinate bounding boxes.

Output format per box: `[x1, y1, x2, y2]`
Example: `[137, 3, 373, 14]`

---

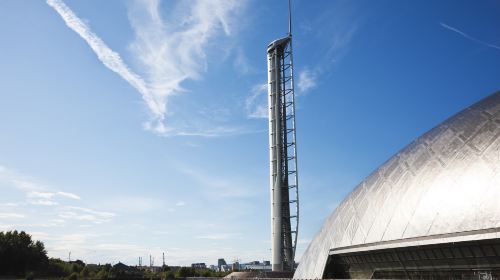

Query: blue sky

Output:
[0, 0, 499, 266]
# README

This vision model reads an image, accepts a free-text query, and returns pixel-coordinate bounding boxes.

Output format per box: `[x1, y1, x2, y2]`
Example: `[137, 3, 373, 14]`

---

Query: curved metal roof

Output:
[294, 91, 500, 279]
[267, 36, 290, 52]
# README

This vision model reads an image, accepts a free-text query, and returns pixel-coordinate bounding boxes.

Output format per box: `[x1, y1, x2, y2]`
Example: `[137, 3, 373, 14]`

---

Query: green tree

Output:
[67, 272, 79, 280]
[165, 271, 176, 279]
[162, 264, 171, 272]
[46, 258, 73, 277]
[201, 270, 212, 277]
[0, 230, 48, 276]
[80, 266, 90, 278]
[95, 264, 112, 279]
[177, 267, 195, 278]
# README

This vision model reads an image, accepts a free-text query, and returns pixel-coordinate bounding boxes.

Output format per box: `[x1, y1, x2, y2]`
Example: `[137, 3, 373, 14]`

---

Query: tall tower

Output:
[267, 0, 299, 272]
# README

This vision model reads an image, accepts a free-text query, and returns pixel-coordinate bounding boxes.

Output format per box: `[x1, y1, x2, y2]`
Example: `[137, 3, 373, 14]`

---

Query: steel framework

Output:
[267, 15, 299, 271]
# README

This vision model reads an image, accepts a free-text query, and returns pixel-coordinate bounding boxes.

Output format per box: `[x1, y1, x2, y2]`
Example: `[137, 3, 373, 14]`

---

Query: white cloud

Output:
[177, 165, 261, 198]
[0, 166, 45, 191]
[58, 209, 114, 224]
[29, 199, 58, 206]
[47, 0, 245, 136]
[327, 25, 357, 63]
[440, 22, 500, 51]
[95, 196, 163, 213]
[40, 232, 101, 255]
[195, 232, 241, 240]
[245, 71, 315, 120]
[297, 69, 317, 94]
[0, 165, 113, 226]
[0, 224, 16, 231]
[233, 47, 253, 75]
[28, 191, 55, 199]
[57, 191, 81, 200]
[245, 83, 268, 119]
[26, 191, 80, 206]
[0, 166, 81, 207]
[0, 213, 25, 219]
[0, 203, 18, 207]
[46, 0, 153, 118]
[69, 207, 115, 217]
[298, 1, 359, 76]
[175, 201, 186, 207]
[10, 179, 44, 191]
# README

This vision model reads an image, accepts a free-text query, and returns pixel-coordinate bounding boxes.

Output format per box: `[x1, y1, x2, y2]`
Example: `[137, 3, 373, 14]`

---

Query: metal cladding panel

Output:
[293, 91, 500, 279]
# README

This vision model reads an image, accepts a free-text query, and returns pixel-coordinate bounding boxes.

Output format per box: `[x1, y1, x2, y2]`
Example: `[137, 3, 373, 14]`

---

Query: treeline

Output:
[47, 262, 231, 279]
[0, 230, 48, 276]
[0, 230, 230, 279]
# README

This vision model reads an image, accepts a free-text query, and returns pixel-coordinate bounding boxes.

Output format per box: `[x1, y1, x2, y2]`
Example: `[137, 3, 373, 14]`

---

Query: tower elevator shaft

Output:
[267, 35, 299, 272]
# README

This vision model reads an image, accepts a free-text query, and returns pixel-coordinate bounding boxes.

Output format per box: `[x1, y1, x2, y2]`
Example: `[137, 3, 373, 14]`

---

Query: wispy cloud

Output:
[440, 22, 500, 51]
[178, 165, 260, 198]
[93, 196, 163, 213]
[67, 207, 115, 219]
[0, 165, 45, 192]
[58, 206, 115, 224]
[1, 166, 79, 206]
[0, 203, 18, 207]
[245, 70, 315, 120]
[293, 1, 359, 99]
[233, 47, 253, 75]
[195, 232, 241, 240]
[46, 0, 152, 115]
[0, 164, 113, 226]
[175, 201, 186, 207]
[57, 191, 81, 200]
[130, 0, 245, 136]
[304, 0, 360, 66]
[0, 213, 25, 219]
[28, 192, 54, 199]
[27, 191, 80, 206]
[297, 69, 317, 94]
[47, 0, 245, 136]
[245, 83, 268, 119]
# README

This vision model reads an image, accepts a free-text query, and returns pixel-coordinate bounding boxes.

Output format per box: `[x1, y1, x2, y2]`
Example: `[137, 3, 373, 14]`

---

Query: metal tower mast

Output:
[267, 0, 299, 272]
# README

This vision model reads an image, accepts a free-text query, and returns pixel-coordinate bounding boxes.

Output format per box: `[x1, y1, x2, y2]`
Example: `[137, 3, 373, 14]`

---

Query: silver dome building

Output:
[294, 91, 500, 279]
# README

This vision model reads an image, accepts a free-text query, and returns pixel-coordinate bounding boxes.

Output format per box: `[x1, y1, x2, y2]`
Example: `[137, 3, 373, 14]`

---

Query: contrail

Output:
[46, 0, 163, 118]
[440, 22, 500, 51]
[47, 0, 245, 136]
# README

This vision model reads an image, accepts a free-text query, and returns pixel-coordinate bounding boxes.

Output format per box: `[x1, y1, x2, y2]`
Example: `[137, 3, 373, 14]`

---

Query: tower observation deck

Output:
[267, 2, 299, 271]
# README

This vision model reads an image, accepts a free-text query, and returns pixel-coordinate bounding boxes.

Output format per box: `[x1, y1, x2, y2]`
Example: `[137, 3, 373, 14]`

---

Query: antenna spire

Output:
[288, 0, 292, 36]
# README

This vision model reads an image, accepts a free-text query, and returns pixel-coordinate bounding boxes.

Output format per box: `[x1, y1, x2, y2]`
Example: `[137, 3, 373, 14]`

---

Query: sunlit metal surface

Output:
[268, 35, 299, 271]
[294, 91, 500, 279]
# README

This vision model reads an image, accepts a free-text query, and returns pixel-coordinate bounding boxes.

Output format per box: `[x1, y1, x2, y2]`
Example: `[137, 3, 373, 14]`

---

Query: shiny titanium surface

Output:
[294, 91, 500, 279]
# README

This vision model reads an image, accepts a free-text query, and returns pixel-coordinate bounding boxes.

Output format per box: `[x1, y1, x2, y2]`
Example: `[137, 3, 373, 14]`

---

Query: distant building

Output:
[231, 262, 239, 271]
[220, 264, 232, 272]
[113, 262, 130, 271]
[147, 266, 162, 273]
[208, 265, 218, 271]
[210, 258, 272, 272]
[217, 258, 227, 269]
[191, 263, 206, 269]
[241, 261, 271, 271]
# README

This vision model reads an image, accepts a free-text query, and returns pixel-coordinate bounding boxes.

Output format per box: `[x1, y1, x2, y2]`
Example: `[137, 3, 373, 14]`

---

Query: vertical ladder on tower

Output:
[280, 37, 299, 270]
